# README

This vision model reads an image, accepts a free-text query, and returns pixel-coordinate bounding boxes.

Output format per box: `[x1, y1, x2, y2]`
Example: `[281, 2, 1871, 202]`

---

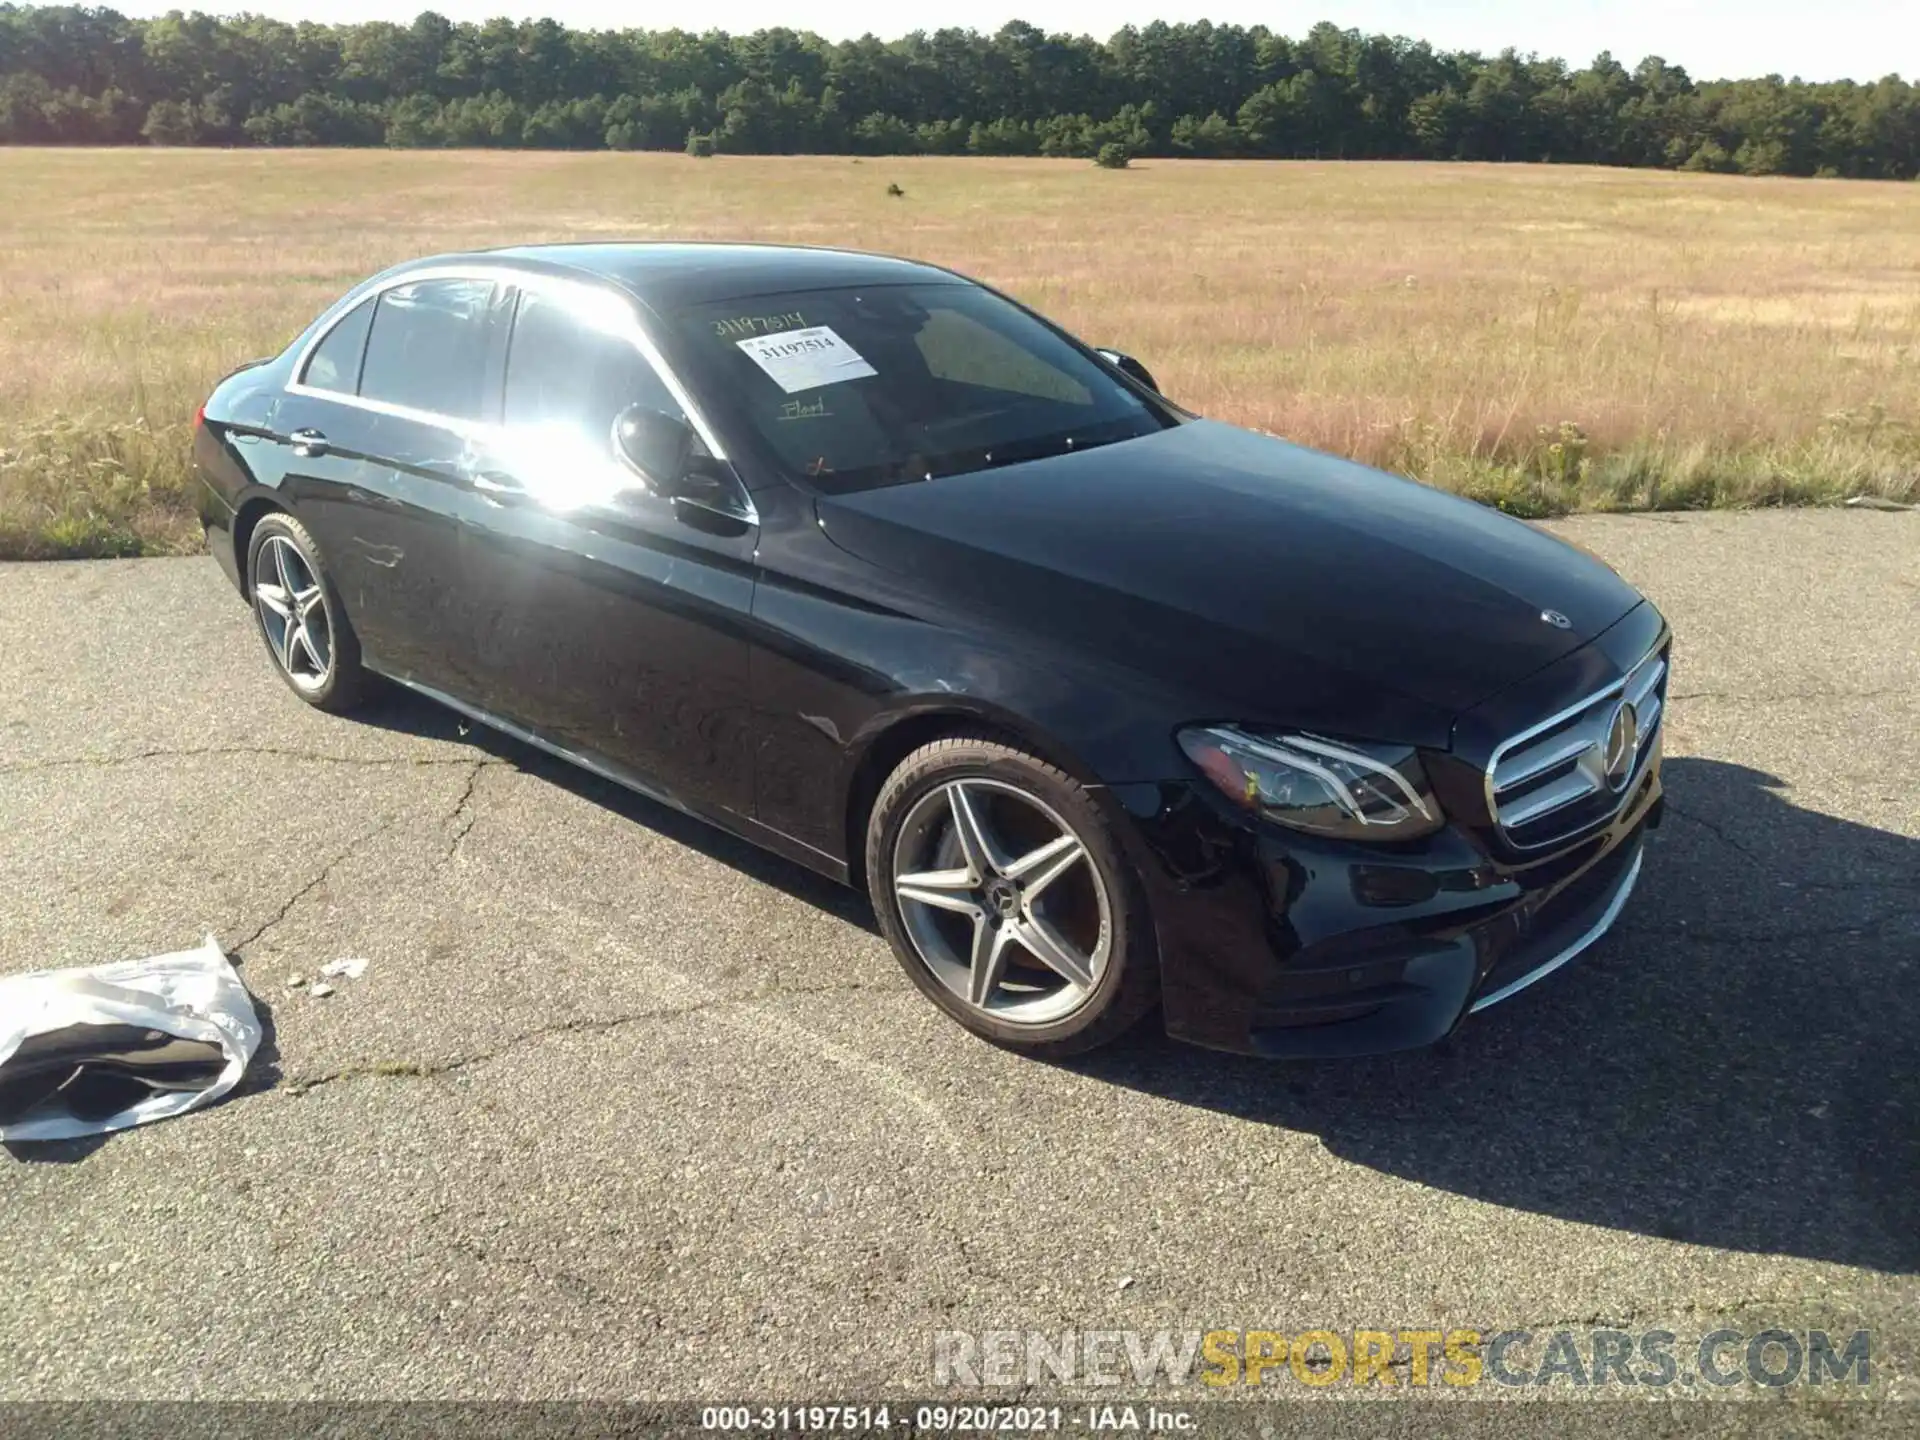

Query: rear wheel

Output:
[867, 735, 1159, 1057]
[246, 511, 369, 713]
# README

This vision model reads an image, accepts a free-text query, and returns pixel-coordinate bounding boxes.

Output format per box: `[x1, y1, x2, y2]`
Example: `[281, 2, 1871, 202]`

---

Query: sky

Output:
[125, 2, 1917, 83]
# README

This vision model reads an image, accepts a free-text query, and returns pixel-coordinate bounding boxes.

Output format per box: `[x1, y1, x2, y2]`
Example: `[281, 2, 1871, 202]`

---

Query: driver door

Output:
[451, 283, 760, 820]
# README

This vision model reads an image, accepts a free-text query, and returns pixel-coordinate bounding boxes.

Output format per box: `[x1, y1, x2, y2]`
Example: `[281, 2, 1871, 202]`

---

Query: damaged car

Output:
[194, 242, 1668, 1059]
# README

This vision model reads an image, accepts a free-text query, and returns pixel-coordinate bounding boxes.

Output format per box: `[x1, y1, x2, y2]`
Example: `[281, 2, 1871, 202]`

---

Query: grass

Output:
[1, 149, 1916, 558]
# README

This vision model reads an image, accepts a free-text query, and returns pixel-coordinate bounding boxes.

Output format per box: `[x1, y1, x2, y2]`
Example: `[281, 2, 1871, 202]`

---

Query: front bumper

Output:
[1111, 740, 1662, 1060]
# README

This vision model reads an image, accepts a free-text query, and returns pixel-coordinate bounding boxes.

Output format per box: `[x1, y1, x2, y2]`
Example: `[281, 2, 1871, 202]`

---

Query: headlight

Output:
[1176, 726, 1445, 841]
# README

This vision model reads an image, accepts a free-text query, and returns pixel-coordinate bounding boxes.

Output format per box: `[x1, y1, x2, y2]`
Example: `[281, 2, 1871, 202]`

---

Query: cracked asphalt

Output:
[0, 510, 1915, 1411]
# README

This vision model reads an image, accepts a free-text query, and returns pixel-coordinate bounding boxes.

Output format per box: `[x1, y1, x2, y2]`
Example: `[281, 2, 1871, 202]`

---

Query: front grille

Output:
[1487, 646, 1667, 849]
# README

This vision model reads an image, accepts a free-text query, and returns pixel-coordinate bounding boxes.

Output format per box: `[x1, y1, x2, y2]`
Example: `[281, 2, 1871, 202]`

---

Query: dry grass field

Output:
[1, 149, 1916, 557]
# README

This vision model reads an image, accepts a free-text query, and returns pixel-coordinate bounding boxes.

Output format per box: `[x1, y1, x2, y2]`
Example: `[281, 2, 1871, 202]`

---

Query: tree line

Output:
[1, 6, 1916, 177]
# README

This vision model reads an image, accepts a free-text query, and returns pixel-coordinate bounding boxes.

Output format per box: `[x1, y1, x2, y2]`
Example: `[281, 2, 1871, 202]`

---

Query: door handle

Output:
[289, 428, 329, 458]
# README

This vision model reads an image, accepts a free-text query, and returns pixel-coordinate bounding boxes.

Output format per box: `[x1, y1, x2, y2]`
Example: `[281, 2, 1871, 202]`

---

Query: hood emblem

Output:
[1602, 701, 1640, 790]
[1540, 609, 1572, 629]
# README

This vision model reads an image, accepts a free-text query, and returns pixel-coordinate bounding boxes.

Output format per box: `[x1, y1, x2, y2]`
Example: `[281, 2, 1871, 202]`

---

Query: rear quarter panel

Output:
[195, 358, 288, 590]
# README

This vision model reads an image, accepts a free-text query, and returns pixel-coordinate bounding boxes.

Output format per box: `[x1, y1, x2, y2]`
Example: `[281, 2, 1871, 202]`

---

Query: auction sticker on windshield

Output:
[737, 326, 878, 393]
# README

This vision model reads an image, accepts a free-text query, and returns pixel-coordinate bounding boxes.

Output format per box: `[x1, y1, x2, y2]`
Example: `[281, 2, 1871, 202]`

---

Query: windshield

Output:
[667, 283, 1175, 494]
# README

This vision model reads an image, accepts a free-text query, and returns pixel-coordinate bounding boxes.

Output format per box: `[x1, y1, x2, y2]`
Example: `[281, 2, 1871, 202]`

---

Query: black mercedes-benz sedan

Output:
[195, 242, 1668, 1059]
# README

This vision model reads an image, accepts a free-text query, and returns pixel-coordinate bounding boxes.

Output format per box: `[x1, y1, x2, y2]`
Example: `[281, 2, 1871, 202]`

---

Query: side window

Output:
[300, 298, 374, 394]
[914, 308, 1093, 406]
[503, 287, 684, 443]
[358, 278, 501, 421]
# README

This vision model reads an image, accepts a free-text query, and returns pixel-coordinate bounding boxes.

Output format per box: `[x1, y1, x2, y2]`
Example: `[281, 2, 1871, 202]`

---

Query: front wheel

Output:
[867, 735, 1160, 1057]
[246, 511, 370, 713]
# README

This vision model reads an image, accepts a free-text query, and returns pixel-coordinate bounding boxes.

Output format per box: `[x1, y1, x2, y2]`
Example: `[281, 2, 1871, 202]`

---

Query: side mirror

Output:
[1096, 348, 1160, 395]
[612, 405, 695, 494]
[611, 404, 752, 525]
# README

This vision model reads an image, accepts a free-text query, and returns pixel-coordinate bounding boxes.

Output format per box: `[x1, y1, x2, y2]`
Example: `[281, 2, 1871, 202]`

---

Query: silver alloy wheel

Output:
[891, 778, 1112, 1026]
[253, 534, 332, 692]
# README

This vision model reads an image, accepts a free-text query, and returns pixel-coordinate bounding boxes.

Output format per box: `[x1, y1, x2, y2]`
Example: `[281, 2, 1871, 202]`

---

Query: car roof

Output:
[464, 241, 966, 309]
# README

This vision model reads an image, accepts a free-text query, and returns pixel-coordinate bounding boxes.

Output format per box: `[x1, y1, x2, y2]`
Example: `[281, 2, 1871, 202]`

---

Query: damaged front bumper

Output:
[1107, 753, 1663, 1061]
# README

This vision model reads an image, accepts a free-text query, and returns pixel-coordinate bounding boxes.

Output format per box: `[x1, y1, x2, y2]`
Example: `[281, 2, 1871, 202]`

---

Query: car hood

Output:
[814, 420, 1645, 746]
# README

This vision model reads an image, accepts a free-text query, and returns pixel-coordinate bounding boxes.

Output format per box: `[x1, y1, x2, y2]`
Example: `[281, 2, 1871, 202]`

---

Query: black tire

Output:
[245, 511, 370, 714]
[867, 734, 1160, 1057]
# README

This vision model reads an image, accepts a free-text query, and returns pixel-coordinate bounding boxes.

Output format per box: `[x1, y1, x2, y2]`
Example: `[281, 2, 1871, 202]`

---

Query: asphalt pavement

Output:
[0, 510, 1915, 1414]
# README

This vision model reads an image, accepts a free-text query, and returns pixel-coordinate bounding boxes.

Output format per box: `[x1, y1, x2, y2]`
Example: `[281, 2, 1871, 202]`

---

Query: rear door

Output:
[448, 282, 761, 819]
[268, 293, 384, 604]
[282, 274, 513, 692]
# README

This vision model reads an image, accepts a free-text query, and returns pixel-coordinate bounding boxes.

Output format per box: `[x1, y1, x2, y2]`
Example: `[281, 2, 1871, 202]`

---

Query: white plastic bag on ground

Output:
[0, 934, 261, 1143]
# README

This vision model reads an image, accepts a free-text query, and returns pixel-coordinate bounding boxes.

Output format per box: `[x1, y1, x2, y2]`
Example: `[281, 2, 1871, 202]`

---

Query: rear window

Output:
[358, 278, 503, 422]
[300, 298, 373, 394]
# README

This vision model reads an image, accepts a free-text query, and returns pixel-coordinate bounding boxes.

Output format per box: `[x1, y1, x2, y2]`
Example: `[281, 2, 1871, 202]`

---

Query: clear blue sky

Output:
[137, 2, 1916, 83]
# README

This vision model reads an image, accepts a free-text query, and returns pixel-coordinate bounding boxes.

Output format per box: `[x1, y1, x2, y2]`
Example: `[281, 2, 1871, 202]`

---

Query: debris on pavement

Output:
[319, 957, 368, 981]
[1844, 494, 1915, 511]
[285, 974, 307, 991]
[308, 982, 336, 999]
[0, 935, 261, 1142]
